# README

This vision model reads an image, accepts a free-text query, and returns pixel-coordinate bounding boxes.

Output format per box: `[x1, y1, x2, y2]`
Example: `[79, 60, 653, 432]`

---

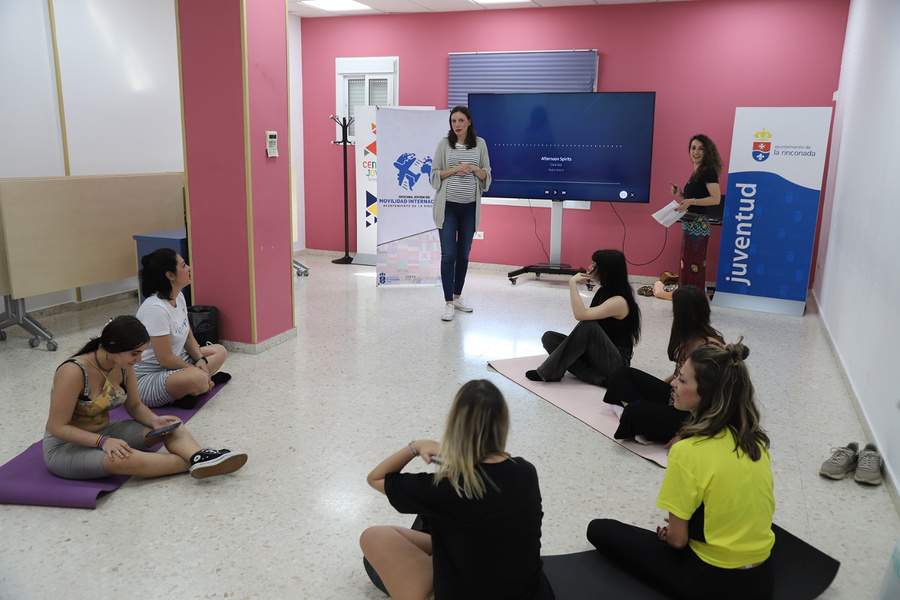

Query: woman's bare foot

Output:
[652, 280, 674, 300]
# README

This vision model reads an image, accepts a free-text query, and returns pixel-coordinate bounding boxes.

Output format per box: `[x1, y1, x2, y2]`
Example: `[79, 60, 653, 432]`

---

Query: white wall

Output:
[288, 15, 306, 251]
[0, 1, 65, 178]
[0, 0, 183, 309]
[814, 0, 900, 494]
[53, 0, 182, 175]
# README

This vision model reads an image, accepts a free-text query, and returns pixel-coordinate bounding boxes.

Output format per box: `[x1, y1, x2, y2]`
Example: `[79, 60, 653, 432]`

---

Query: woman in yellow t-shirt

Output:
[587, 340, 775, 600]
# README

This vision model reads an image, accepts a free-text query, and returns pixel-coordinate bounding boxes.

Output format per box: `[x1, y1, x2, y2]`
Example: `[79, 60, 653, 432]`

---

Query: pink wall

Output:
[246, 0, 294, 342]
[300, 0, 849, 279]
[180, 1, 253, 342]
[180, 0, 293, 344]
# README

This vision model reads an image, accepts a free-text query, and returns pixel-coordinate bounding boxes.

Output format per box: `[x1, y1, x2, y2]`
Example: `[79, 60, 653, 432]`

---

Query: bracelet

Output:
[408, 441, 419, 457]
[97, 435, 108, 448]
[195, 356, 208, 364]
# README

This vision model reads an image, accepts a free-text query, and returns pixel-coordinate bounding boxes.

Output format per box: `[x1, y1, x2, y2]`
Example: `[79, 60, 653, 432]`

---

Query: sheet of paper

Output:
[652, 200, 683, 227]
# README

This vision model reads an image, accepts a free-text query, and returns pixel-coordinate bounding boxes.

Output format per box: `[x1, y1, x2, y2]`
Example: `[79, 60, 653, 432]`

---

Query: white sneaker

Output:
[441, 304, 455, 321]
[453, 297, 473, 312]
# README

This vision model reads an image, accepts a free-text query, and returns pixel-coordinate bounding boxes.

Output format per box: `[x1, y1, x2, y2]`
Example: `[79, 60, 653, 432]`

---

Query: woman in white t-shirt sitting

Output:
[134, 248, 229, 408]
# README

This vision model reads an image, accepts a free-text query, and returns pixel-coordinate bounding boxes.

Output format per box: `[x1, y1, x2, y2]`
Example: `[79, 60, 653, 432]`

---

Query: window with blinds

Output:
[335, 57, 398, 142]
[447, 50, 598, 108]
[345, 76, 390, 137]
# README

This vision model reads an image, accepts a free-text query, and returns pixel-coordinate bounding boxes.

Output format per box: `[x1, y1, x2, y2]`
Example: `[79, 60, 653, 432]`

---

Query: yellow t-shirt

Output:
[656, 429, 775, 568]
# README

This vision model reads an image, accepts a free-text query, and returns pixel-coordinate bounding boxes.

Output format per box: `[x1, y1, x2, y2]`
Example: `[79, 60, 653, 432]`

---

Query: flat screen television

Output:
[467, 92, 656, 203]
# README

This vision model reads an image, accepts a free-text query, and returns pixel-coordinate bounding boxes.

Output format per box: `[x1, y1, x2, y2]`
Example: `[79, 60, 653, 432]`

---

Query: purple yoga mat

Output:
[0, 381, 228, 509]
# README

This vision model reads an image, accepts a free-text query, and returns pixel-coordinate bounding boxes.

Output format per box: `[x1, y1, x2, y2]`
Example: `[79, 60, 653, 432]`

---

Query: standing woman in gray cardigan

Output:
[430, 106, 492, 322]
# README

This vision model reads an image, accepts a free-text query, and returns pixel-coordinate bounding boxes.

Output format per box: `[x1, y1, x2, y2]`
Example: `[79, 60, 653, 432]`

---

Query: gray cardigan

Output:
[430, 136, 492, 230]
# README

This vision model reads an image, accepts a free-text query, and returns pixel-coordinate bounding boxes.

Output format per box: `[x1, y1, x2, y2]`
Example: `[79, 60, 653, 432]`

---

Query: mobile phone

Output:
[430, 455, 443, 465]
[146, 422, 181, 438]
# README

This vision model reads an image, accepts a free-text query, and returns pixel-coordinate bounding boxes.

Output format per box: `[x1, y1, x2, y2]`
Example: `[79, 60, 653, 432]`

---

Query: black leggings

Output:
[586, 519, 773, 600]
[604, 366, 689, 443]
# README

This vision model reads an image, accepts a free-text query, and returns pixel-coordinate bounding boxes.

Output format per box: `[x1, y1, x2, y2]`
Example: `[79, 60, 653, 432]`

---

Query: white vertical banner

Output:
[376, 107, 448, 286]
[713, 107, 832, 316]
[352, 105, 378, 265]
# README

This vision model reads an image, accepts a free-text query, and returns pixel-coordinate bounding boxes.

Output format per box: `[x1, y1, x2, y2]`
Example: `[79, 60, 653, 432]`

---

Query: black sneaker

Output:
[211, 372, 232, 385]
[172, 394, 199, 410]
[189, 448, 248, 479]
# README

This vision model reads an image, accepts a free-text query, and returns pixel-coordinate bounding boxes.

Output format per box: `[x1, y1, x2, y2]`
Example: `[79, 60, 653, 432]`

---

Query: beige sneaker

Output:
[854, 443, 883, 485]
[819, 442, 858, 479]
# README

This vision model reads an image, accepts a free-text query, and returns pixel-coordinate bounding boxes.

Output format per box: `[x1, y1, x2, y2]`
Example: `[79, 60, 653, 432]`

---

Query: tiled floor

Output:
[1, 253, 897, 599]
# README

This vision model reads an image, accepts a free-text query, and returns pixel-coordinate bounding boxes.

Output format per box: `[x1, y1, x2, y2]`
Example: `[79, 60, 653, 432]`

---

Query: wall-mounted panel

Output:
[53, 0, 183, 175]
[0, 0, 66, 178]
[0, 173, 184, 298]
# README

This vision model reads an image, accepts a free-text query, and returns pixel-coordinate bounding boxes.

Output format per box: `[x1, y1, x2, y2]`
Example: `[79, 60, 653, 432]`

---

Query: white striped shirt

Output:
[446, 144, 478, 204]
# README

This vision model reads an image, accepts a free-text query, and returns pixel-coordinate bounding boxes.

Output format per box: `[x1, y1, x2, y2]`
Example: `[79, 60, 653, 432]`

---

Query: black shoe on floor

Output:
[189, 448, 248, 479]
[526, 369, 560, 382]
[172, 395, 199, 410]
[211, 371, 232, 385]
[525, 370, 543, 382]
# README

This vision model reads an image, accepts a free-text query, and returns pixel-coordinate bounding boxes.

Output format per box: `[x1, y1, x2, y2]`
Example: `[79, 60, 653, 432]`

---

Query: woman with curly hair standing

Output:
[670, 134, 723, 292]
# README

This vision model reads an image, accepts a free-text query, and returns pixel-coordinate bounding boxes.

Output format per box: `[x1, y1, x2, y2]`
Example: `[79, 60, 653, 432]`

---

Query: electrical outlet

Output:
[474, 231, 484, 239]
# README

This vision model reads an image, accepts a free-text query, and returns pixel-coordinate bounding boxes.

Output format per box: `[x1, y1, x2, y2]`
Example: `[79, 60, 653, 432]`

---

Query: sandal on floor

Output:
[638, 285, 654, 296]
[660, 271, 678, 286]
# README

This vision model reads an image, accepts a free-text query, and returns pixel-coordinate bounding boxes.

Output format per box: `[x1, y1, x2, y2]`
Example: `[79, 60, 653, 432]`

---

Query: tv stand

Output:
[507, 199, 589, 287]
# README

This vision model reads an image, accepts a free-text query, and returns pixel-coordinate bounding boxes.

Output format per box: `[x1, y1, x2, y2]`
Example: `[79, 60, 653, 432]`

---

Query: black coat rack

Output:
[331, 114, 354, 265]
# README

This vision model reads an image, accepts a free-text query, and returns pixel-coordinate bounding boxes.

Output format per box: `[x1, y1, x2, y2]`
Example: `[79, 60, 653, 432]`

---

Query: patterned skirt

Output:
[680, 213, 711, 290]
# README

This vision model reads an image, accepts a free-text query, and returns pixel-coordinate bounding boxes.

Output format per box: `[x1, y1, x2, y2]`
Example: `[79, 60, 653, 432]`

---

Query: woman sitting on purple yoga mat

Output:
[134, 248, 230, 410]
[587, 339, 775, 600]
[43, 316, 246, 481]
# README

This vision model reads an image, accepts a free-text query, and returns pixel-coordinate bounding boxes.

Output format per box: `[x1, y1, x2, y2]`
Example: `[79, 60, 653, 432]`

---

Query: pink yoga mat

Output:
[488, 355, 669, 467]
[0, 381, 228, 509]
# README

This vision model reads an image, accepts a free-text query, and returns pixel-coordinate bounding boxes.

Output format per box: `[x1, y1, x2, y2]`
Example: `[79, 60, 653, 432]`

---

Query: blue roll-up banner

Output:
[712, 107, 833, 316]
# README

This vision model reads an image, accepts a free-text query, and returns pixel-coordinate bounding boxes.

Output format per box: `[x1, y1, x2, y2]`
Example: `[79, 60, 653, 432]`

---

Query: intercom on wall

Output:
[266, 131, 278, 157]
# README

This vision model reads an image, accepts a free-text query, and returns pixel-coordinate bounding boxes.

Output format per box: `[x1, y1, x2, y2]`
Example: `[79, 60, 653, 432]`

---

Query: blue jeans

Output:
[438, 201, 476, 302]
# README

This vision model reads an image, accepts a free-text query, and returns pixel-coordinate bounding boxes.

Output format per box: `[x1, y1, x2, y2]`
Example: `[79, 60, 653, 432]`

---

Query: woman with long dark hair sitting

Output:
[43, 316, 246, 481]
[134, 248, 229, 408]
[526, 249, 641, 386]
[604, 285, 724, 445]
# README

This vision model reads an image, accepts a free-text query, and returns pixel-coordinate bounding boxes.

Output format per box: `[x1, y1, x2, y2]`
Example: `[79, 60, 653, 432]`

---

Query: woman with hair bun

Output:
[587, 339, 775, 600]
[360, 379, 554, 600]
[134, 248, 229, 409]
[43, 316, 247, 480]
